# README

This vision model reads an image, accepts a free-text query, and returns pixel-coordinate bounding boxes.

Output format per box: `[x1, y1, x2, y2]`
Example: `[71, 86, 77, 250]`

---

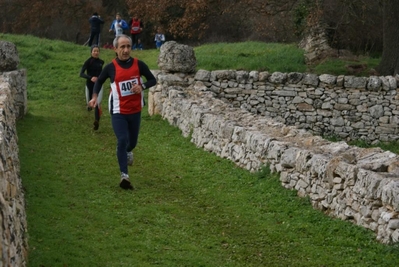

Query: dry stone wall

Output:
[0, 41, 28, 267]
[193, 69, 399, 144]
[149, 69, 399, 244]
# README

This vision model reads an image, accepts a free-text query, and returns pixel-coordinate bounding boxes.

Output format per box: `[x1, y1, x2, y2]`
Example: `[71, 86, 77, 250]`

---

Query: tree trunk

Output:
[377, 0, 399, 76]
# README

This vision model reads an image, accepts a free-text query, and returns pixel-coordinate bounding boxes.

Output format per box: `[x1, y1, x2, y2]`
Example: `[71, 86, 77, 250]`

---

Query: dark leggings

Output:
[131, 33, 141, 48]
[88, 31, 100, 46]
[111, 112, 141, 174]
[86, 82, 101, 121]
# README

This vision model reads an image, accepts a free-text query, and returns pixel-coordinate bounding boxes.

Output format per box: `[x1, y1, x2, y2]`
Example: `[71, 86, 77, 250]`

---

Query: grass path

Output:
[3, 33, 397, 266]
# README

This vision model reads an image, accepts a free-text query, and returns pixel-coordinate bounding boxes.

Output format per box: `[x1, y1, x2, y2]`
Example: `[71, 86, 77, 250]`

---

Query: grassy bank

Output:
[1, 33, 398, 266]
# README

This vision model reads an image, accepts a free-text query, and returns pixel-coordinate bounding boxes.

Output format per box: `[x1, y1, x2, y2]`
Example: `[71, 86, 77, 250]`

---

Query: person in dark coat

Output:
[88, 12, 104, 46]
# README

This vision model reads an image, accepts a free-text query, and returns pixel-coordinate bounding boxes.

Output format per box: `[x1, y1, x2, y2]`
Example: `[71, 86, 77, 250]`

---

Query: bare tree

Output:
[377, 0, 399, 75]
[0, 0, 105, 44]
[126, 0, 210, 40]
[0, 0, 388, 60]
[321, 0, 382, 55]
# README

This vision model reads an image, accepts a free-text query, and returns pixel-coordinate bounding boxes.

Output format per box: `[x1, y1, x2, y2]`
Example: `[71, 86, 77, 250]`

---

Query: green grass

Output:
[194, 42, 307, 72]
[1, 33, 398, 266]
[310, 56, 381, 76]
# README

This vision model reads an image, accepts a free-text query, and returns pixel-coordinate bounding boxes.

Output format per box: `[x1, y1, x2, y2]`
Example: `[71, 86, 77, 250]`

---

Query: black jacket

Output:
[89, 15, 104, 33]
[80, 57, 105, 86]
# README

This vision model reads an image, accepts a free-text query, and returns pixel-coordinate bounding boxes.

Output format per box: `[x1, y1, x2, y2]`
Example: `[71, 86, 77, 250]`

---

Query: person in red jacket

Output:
[128, 15, 144, 50]
[89, 35, 156, 190]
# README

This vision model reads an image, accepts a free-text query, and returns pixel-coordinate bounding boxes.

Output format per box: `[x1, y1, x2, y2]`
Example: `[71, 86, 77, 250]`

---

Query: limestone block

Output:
[258, 71, 271, 81]
[378, 179, 399, 211]
[194, 69, 211, 81]
[380, 76, 397, 91]
[280, 147, 301, 168]
[269, 72, 287, 84]
[266, 141, 288, 161]
[249, 71, 259, 82]
[354, 169, 384, 199]
[357, 149, 396, 171]
[344, 76, 367, 89]
[303, 73, 319, 87]
[388, 219, 399, 230]
[236, 70, 249, 83]
[367, 76, 382, 91]
[0, 41, 19, 71]
[158, 41, 196, 73]
[392, 229, 399, 243]
[319, 74, 337, 85]
[210, 70, 235, 81]
[157, 73, 184, 84]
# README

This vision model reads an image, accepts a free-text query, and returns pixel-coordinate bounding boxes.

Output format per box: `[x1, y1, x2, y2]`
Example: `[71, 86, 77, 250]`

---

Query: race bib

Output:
[119, 78, 139, 97]
[115, 22, 123, 35]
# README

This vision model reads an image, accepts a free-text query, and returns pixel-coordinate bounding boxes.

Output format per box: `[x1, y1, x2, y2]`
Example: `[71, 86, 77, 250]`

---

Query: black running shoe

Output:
[93, 120, 99, 130]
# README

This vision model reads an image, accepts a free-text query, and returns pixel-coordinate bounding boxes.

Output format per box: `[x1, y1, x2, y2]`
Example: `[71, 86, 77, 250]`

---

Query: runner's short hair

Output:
[113, 35, 132, 48]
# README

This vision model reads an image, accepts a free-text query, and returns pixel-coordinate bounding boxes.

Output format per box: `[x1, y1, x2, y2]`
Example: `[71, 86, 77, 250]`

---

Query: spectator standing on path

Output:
[128, 15, 143, 50]
[109, 13, 129, 37]
[88, 12, 104, 46]
[154, 28, 165, 49]
[88, 35, 157, 190]
[80, 45, 104, 130]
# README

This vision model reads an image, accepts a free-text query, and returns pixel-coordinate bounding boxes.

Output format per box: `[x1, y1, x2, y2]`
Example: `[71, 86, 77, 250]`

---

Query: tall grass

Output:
[1, 33, 398, 266]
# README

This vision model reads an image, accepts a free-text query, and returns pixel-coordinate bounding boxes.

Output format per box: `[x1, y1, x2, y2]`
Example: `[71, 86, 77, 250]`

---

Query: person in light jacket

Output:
[109, 13, 129, 37]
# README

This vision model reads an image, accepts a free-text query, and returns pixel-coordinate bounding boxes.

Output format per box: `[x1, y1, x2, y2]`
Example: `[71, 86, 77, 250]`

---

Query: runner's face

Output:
[115, 37, 131, 61]
[91, 47, 100, 58]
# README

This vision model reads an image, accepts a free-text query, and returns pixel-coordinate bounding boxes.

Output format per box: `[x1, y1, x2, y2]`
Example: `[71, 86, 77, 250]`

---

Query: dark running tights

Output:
[111, 112, 141, 174]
